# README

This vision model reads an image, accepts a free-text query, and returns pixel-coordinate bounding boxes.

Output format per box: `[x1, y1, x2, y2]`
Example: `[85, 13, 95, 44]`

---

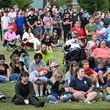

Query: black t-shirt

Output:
[26, 15, 38, 28]
[10, 48, 27, 58]
[63, 17, 72, 30]
[0, 64, 9, 76]
[50, 36, 59, 45]
[41, 39, 51, 46]
[10, 61, 24, 74]
[19, 82, 30, 99]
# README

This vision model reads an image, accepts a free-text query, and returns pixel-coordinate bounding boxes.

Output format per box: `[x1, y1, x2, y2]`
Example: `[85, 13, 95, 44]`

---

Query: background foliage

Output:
[78, 0, 110, 13]
[0, 0, 33, 9]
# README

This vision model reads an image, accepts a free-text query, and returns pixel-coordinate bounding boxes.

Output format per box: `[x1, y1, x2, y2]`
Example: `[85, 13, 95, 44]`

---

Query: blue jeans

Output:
[0, 77, 6, 83]
[47, 93, 73, 102]
[36, 27, 43, 34]
[9, 73, 19, 81]
[20, 55, 29, 69]
[106, 95, 110, 101]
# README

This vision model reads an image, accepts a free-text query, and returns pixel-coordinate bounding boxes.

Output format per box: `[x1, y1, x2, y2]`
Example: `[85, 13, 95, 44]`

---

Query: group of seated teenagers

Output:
[1, 41, 110, 107]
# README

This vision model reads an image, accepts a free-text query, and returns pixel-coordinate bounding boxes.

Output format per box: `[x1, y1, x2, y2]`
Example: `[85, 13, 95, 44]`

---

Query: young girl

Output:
[12, 71, 45, 107]
[65, 61, 79, 86]
[94, 58, 110, 86]
[0, 54, 10, 83]
[47, 70, 73, 104]
[10, 54, 27, 81]
[29, 67, 49, 97]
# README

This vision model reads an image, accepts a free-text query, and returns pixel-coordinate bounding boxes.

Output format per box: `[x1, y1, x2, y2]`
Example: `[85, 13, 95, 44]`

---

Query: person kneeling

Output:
[12, 71, 45, 107]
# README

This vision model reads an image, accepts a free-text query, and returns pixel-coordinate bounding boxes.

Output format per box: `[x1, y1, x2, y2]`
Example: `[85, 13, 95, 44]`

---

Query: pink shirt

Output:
[8, 12, 16, 18]
[4, 31, 17, 41]
[92, 48, 110, 61]
[43, 16, 52, 29]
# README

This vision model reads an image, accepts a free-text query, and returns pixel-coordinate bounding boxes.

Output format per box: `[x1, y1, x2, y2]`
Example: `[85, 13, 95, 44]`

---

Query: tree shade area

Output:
[78, 0, 110, 14]
[0, 0, 33, 9]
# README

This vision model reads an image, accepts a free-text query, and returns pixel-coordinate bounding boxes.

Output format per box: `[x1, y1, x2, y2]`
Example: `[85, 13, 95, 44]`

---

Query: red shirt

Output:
[85, 68, 94, 76]
[71, 27, 85, 43]
[8, 23, 17, 33]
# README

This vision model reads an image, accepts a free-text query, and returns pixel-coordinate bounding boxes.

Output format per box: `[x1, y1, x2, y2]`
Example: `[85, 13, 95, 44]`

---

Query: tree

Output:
[55, 0, 72, 8]
[0, 0, 11, 8]
[0, 0, 33, 9]
[11, 0, 33, 10]
[78, 0, 109, 14]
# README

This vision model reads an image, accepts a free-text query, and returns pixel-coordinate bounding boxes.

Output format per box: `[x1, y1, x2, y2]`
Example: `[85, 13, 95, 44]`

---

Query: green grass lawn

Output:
[0, 42, 110, 110]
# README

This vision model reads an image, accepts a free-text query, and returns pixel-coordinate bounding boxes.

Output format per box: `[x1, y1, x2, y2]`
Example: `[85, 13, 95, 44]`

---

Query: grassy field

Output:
[0, 42, 110, 110]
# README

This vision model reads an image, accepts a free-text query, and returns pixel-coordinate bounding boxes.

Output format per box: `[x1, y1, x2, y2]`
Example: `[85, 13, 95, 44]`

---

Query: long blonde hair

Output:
[51, 70, 63, 83]
[11, 54, 23, 74]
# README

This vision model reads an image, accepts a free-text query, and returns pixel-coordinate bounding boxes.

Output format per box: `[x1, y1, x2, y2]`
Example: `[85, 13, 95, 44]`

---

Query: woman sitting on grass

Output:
[29, 67, 49, 97]
[94, 58, 110, 87]
[22, 28, 41, 51]
[47, 70, 73, 104]
[68, 67, 97, 104]
[9, 54, 28, 81]
[65, 61, 79, 86]
[0, 54, 10, 83]
[105, 73, 110, 101]
[12, 71, 45, 107]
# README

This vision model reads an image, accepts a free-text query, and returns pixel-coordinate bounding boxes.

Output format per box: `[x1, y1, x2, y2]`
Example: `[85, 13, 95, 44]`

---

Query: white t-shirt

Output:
[65, 39, 81, 49]
[1, 16, 10, 30]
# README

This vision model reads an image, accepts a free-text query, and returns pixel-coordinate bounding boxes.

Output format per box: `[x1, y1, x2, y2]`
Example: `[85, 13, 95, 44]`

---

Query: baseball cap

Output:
[53, 30, 57, 33]
[50, 62, 59, 68]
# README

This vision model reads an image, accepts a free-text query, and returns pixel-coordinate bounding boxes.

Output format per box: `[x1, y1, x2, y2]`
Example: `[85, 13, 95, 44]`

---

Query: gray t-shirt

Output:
[29, 60, 46, 73]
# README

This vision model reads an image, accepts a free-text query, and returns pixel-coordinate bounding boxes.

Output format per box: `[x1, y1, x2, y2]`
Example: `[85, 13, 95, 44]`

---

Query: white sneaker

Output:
[49, 101, 55, 104]
[40, 93, 43, 97]
[36, 93, 39, 97]
[84, 101, 91, 104]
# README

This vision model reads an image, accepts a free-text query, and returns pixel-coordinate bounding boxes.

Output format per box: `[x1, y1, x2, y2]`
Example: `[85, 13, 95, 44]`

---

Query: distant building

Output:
[72, 0, 78, 5]
[30, 0, 56, 9]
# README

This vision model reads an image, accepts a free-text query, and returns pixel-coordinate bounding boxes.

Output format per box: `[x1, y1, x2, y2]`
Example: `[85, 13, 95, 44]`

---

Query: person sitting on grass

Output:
[68, 67, 97, 104]
[65, 61, 79, 86]
[47, 70, 73, 104]
[9, 54, 28, 81]
[10, 46, 29, 69]
[29, 67, 49, 97]
[105, 73, 110, 101]
[29, 53, 46, 73]
[94, 58, 110, 87]
[22, 28, 41, 51]
[81, 60, 100, 88]
[12, 71, 45, 107]
[0, 54, 10, 83]
[41, 34, 53, 52]
[3, 25, 19, 47]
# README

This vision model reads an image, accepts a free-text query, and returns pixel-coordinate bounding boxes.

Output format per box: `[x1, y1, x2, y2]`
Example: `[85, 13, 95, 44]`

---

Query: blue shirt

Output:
[15, 17, 24, 29]
[94, 66, 108, 73]
[69, 77, 92, 92]
[106, 80, 110, 87]
[97, 23, 103, 31]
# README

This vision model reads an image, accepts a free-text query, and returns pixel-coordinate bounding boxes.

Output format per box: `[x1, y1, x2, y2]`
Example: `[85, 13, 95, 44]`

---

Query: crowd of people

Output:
[1, 3, 110, 108]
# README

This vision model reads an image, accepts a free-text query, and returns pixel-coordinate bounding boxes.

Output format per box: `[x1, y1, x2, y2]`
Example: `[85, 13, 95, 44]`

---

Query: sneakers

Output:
[84, 101, 91, 104]
[39, 101, 45, 107]
[49, 100, 61, 104]
[35, 101, 45, 107]
[36, 93, 39, 97]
